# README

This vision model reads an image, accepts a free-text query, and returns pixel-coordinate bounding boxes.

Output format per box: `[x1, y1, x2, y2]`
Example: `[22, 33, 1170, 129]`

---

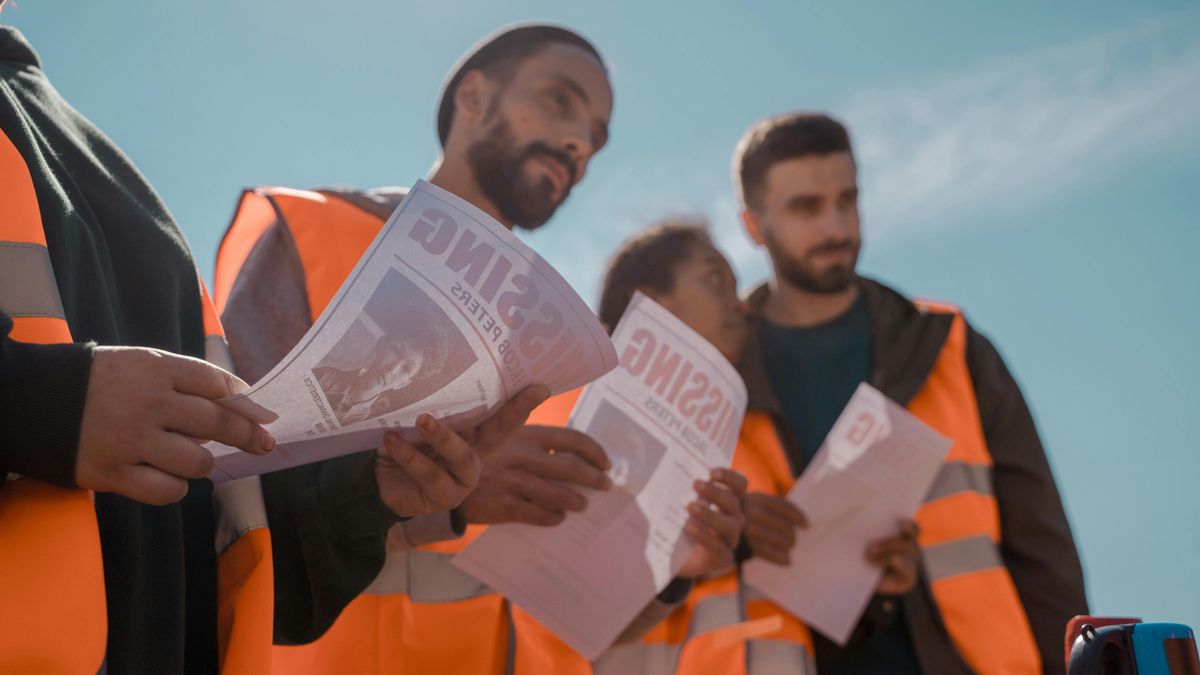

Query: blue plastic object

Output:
[1133, 624, 1199, 675]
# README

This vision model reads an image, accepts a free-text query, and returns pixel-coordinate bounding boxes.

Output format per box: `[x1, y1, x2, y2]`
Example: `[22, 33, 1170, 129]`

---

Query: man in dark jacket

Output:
[732, 111, 1088, 674]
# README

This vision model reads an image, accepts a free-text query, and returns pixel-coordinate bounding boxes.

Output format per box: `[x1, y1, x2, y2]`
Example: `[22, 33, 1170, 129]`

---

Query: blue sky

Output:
[6, 0, 1199, 633]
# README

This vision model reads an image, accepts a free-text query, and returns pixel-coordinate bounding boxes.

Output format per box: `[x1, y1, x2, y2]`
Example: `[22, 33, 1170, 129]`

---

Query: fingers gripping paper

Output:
[742, 383, 951, 645]
[451, 293, 747, 660]
[205, 180, 618, 482]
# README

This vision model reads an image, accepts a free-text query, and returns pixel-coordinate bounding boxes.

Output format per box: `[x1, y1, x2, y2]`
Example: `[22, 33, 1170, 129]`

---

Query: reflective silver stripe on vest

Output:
[688, 593, 742, 637]
[742, 585, 771, 603]
[0, 242, 65, 319]
[207, 309, 271, 555]
[212, 476, 270, 554]
[364, 548, 493, 603]
[592, 591, 743, 673]
[747, 640, 817, 675]
[204, 334, 235, 373]
[592, 642, 682, 675]
[923, 533, 1004, 582]
[924, 461, 993, 503]
[742, 584, 816, 673]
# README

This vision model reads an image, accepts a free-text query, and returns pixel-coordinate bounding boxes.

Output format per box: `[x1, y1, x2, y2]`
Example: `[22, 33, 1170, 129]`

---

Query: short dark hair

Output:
[733, 112, 853, 209]
[436, 23, 606, 146]
[598, 219, 714, 332]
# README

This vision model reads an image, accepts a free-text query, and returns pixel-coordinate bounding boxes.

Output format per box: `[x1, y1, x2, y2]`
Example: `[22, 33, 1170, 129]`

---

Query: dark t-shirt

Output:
[761, 294, 921, 674]
[761, 295, 873, 472]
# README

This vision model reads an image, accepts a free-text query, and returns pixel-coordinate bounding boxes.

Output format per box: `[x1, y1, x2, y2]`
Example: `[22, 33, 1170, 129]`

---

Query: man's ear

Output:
[453, 70, 495, 129]
[742, 208, 766, 247]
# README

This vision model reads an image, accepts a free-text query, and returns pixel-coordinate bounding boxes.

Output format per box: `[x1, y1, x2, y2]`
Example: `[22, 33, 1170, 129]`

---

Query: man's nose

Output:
[819, 207, 850, 238]
[559, 127, 594, 183]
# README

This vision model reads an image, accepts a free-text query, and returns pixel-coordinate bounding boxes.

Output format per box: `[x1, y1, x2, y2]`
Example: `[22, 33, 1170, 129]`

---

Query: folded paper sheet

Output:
[743, 383, 950, 644]
[453, 293, 746, 659]
[206, 180, 617, 482]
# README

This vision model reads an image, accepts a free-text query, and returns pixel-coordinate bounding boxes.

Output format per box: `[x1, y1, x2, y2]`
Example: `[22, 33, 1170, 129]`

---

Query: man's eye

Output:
[550, 91, 572, 114]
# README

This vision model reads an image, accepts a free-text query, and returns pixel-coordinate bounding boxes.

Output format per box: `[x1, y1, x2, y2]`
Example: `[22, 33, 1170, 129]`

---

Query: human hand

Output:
[75, 346, 274, 505]
[675, 468, 748, 579]
[455, 424, 612, 526]
[867, 519, 921, 595]
[743, 491, 809, 565]
[375, 385, 550, 518]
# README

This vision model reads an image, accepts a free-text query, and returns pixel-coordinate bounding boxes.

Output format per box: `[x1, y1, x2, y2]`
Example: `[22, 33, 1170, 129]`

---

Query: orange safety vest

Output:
[0, 128, 108, 675]
[202, 285, 277, 675]
[422, 350, 807, 675]
[215, 186, 590, 675]
[523, 384, 816, 675]
[509, 389, 788, 675]
[735, 302, 1042, 675]
[0, 130, 268, 674]
[589, 416, 817, 675]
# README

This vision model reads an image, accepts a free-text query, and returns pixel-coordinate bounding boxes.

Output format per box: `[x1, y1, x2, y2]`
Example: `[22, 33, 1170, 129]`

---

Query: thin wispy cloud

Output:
[848, 13, 1200, 244]
[528, 13, 1200, 305]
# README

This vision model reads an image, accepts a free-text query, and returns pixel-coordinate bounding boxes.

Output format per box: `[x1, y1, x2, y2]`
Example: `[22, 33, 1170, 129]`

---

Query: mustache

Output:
[521, 143, 577, 186]
[807, 239, 858, 256]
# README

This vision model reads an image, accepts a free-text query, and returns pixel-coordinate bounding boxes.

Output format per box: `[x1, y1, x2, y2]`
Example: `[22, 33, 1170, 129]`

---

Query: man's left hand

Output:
[867, 518, 921, 595]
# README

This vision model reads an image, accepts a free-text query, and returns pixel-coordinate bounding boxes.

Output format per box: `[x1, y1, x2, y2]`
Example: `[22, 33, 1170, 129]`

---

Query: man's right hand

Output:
[75, 346, 275, 505]
[743, 491, 809, 565]
[454, 425, 613, 527]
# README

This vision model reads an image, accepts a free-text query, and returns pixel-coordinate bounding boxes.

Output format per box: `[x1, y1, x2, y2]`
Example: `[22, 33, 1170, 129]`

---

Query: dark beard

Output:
[762, 227, 859, 294]
[467, 117, 576, 231]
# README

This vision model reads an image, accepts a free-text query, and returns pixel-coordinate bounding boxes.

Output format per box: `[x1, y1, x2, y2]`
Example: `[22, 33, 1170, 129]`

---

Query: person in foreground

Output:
[0, 21, 536, 675]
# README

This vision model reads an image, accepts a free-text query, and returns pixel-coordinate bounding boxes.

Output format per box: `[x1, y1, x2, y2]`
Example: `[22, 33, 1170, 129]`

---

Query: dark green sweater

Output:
[0, 26, 397, 673]
[761, 295, 923, 674]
